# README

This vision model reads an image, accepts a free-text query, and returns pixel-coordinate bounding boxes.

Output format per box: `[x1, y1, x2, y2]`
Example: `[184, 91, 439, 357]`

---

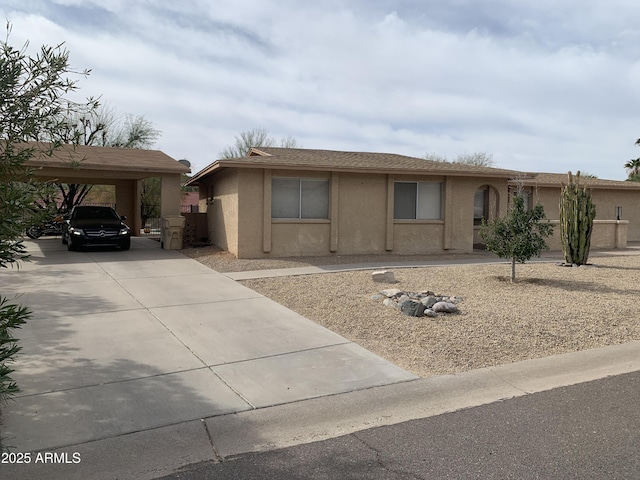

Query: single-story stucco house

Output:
[186, 147, 640, 258]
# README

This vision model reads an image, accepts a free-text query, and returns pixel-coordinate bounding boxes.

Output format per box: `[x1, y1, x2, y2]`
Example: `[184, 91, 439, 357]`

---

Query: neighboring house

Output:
[512, 173, 640, 250]
[186, 147, 526, 258]
[181, 191, 200, 212]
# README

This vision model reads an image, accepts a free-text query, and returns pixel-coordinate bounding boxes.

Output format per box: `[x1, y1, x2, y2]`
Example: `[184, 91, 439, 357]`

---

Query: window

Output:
[474, 187, 488, 226]
[272, 177, 329, 219]
[394, 182, 442, 220]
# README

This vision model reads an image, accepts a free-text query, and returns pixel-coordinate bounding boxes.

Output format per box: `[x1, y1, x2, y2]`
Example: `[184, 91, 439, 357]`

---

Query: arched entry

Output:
[473, 185, 500, 249]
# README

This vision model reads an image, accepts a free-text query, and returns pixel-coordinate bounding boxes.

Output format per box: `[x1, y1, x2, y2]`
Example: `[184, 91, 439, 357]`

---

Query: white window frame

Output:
[394, 181, 442, 220]
[272, 177, 329, 220]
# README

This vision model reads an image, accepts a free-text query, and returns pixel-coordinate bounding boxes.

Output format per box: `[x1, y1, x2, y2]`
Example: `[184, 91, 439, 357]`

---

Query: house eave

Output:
[188, 160, 523, 181]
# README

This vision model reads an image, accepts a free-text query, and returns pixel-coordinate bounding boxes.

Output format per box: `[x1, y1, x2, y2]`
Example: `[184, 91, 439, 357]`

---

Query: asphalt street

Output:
[158, 370, 640, 479]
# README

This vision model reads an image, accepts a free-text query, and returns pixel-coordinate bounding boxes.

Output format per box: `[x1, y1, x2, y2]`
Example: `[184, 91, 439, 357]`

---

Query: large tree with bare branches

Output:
[219, 128, 300, 159]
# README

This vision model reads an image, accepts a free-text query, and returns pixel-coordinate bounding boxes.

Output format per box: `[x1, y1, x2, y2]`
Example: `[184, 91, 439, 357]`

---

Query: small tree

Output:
[480, 193, 554, 282]
[0, 24, 92, 417]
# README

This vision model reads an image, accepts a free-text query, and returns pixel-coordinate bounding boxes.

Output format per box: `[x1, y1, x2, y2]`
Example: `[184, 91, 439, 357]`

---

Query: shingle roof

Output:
[23, 143, 190, 175]
[521, 172, 640, 190]
[187, 146, 526, 185]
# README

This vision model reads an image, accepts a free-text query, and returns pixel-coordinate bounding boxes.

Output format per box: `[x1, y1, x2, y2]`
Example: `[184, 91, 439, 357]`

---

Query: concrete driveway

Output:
[0, 237, 415, 452]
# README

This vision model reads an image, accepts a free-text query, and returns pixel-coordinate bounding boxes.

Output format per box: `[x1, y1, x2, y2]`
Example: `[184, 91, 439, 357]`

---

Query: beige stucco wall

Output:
[203, 167, 512, 258]
[591, 190, 640, 241]
[204, 169, 239, 255]
[114, 179, 139, 234]
[236, 169, 268, 257]
[533, 186, 640, 242]
[201, 166, 640, 257]
[449, 177, 508, 252]
[270, 222, 331, 256]
[545, 220, 628, 250]
[335, 173, 388, 254]
[392, 222, 446, 254]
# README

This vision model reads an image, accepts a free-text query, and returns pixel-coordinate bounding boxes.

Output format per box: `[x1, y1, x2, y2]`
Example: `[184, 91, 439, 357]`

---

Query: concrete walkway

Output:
[225, 243, 640, 280]
[0, 238, 414, 451]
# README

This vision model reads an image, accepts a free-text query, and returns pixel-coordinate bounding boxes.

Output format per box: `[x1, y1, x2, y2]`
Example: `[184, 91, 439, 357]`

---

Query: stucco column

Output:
[263, 169, 272, 253]
[160, 174, 182, 217]
[330, 172, 339, 252]
[443, 177, 453, 250]
[385, 175, 394, 251]
[133, 179, 142, 235]
[616, 220, 629, 249]
[115, 180, 138, 236]
[160, 174, 184, 249]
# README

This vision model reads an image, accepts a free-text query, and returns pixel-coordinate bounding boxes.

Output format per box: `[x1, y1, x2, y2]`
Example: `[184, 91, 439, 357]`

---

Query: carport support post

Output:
[160, 174, 184, 249]
[115, 179, 141, 236]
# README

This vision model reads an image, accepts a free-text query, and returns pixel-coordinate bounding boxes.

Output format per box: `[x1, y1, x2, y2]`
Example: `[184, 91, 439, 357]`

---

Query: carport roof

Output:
[22, 142, 190, 181]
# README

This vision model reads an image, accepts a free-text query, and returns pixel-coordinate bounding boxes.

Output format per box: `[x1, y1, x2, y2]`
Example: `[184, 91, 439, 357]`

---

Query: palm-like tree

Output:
[625, 139, 640, 180]
[624, 158, 640, 177]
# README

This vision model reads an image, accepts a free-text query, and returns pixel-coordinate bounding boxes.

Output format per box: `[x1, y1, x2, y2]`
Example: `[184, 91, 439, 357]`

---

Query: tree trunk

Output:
[511, 258, 516, 283]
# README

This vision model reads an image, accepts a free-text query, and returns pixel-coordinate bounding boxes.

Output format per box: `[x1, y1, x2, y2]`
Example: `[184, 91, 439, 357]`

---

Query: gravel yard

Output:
[184, 246, 640, 378]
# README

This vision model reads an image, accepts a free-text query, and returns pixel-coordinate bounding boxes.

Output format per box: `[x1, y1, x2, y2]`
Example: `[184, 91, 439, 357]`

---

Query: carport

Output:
[24, 143, 190, 248]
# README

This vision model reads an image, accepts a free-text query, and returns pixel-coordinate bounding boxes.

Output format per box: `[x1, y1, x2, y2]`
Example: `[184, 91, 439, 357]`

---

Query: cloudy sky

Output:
[3, 0, 640, 180]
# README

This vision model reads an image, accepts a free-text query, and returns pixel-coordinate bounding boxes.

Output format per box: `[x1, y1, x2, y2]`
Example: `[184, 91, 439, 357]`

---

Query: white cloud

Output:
[2, 1, 639, 179]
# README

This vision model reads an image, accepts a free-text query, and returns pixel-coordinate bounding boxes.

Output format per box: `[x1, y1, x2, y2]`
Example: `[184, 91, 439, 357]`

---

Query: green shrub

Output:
[0, 297, 28, 405]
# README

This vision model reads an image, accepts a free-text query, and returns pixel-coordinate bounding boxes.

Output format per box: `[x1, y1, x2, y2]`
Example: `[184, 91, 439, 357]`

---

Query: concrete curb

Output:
[205, 339, 640, 458]
[8, 340, 640, 480]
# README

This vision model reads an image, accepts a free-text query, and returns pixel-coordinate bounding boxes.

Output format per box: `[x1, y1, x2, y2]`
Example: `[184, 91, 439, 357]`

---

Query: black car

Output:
[62, 206, 131, 251]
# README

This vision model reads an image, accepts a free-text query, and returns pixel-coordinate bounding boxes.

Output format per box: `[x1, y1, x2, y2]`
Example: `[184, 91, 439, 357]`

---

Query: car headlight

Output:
[69, 227, 84, 236]
[119, 228, 130, 235]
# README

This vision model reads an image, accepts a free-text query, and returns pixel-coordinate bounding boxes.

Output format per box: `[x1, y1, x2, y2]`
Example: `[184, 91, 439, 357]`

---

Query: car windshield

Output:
[73, 208, 120, 221]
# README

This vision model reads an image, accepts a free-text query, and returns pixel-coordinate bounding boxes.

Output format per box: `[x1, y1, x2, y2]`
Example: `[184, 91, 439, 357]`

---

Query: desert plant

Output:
[559, 171, 596, 266]
[0, 24, 94, 450]
[480, 193, 554, 282]
[0, 298, 28, 406]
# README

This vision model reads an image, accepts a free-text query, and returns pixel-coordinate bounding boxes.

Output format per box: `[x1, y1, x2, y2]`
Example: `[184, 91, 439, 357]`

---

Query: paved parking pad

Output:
[0, 238, 416, 452]
[213, 343, 417, 408]
[6, 278, 144, 319]
[12, 309, 206, 395]
[151, 298, 350, 365]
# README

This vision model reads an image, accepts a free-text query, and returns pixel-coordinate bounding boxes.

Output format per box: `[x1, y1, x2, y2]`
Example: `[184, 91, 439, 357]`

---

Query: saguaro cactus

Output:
[559, 171, 596, 265]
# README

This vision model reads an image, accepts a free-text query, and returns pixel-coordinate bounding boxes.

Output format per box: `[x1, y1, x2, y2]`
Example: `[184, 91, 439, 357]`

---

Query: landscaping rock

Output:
[432, 301, 458, 313]
[396, 295, 410, 305]
[400, 300, 426, 317]
[421, 295, 438, 308]
[380, 288, 403, 297]
[374, 287, 461, 317]
[383, 298, 399, 308]
[372, 270, 397, 283]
